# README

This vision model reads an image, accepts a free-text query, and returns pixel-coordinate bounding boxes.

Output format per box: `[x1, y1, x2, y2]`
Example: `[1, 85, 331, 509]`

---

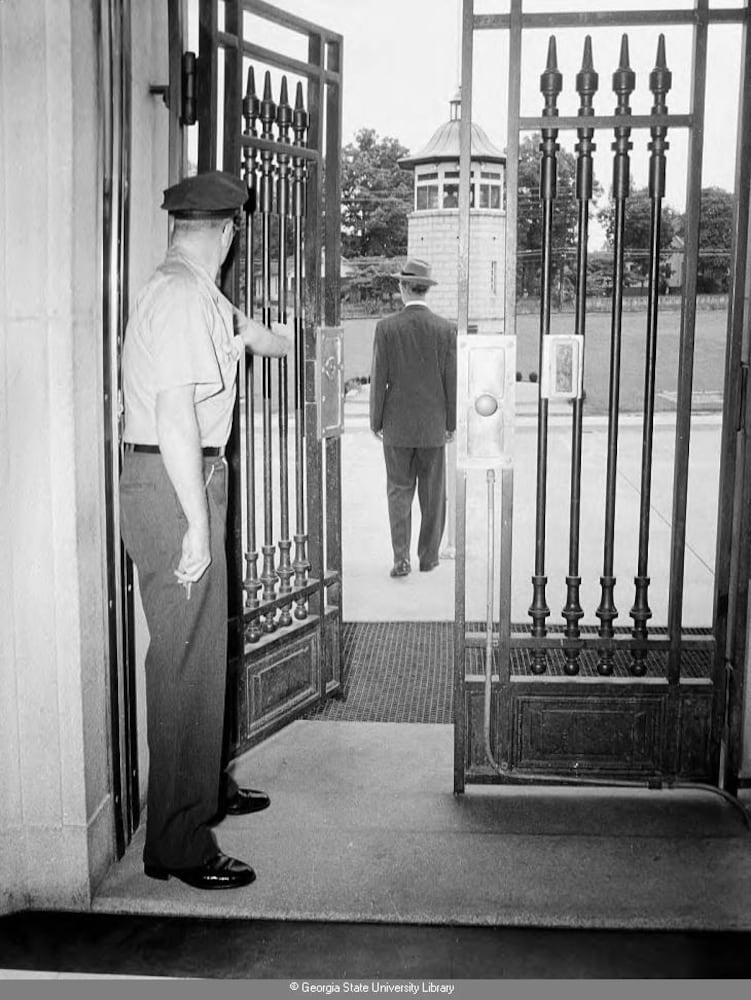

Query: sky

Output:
[242, 0, 744, 212]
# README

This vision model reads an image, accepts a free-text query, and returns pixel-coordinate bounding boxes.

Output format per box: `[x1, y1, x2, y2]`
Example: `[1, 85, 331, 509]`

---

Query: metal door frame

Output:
[455, 0, 751, 792]
[102, 0, 138, 858]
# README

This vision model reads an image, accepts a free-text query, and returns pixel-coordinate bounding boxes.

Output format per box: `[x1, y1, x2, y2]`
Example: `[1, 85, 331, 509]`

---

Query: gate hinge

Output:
[737, 362, 749, 432]
[181, 51, 197, 126]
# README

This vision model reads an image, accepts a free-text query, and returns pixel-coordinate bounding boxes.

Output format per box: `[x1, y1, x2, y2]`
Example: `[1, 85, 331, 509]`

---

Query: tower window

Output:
[416, 185, 439, 210]
[443, 184, 459, 208]
[480, 184, 501, 209]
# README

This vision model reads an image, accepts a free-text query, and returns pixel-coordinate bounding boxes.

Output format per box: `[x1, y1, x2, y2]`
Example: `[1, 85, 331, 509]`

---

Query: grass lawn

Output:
[342, 307, 729, 416]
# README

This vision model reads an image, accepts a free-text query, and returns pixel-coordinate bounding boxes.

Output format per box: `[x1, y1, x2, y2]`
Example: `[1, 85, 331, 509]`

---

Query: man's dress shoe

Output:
[225, 787, 271, 815]
[144, 851, 256, 890]
[390, 560, 411, 578]
[420, 560, 439, 572]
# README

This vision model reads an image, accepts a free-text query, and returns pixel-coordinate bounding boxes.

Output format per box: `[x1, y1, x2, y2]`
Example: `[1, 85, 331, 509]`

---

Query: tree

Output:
[596, 184, 676, 286]
[517, 133, 602, 301]
[341, 128, 413, 258]
[673, 187, 734, 292]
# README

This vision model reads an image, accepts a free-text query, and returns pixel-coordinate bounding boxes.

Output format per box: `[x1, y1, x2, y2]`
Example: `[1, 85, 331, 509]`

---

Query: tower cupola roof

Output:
[399, 91, 506, 169]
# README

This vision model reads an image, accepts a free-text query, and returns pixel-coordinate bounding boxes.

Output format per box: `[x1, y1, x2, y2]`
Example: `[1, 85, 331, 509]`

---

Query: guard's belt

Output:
[123, 443, 224, 457]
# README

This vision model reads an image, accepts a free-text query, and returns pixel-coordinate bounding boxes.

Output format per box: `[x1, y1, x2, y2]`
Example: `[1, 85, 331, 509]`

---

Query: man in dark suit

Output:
[369, 258, 457, 578]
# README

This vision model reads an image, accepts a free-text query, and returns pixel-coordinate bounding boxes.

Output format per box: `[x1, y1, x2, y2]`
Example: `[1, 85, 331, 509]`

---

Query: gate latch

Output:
[457, 333, 516, 467]
[316, 326, 344, 439]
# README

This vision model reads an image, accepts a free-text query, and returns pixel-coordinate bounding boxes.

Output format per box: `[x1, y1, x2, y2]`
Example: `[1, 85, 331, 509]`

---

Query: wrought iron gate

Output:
[190, 0, 344, 751]
[455, 0, 751, 791]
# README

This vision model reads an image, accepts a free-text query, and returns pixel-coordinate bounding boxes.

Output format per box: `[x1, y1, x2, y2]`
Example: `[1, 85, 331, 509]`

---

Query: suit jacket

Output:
[369, 303, 457, 448]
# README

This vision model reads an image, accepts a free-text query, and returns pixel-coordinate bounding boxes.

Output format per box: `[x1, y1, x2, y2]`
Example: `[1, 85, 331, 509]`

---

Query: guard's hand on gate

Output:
[237, 312, 291, 358]
[270, 322, 293, 355]
[174, 524, 211, 587]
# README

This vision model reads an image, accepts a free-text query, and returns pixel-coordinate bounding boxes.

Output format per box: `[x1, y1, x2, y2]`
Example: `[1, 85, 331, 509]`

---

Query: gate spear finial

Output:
[613, 33, 636, 110]
[243, 66, 260, 128]
[540, 35, 563, 113]
[576, 35, 598, 108]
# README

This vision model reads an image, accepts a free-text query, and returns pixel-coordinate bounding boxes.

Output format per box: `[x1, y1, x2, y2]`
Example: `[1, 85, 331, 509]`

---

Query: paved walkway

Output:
[342, 384, 721, 628]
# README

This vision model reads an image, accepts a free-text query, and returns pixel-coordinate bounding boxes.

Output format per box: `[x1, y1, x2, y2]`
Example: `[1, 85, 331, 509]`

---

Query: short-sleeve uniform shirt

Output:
[122, 247, 244, 448]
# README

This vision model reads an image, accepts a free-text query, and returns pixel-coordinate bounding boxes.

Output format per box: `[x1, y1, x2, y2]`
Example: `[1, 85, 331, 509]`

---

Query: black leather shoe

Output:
[390, 560, 411, 578]
[144, 851, 256, 890]
[420, 560, 439, 572]
[225, 787, 271, 816]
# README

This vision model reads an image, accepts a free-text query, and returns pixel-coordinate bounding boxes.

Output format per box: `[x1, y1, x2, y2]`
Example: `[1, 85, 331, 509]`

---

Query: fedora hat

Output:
[398, 258, 437, 286]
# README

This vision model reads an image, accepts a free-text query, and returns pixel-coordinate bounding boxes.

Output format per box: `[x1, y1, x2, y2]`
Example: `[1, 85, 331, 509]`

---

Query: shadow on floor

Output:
[2, 911, 751, 979]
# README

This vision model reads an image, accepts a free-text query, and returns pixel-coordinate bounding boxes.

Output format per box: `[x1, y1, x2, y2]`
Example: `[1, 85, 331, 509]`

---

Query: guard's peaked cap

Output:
[161, 170, 248, 216]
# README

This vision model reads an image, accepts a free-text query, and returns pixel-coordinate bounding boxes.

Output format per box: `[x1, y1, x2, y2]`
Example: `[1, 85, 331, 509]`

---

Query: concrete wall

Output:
[0, 0, 169, 915]
[408, 209, 506, 330]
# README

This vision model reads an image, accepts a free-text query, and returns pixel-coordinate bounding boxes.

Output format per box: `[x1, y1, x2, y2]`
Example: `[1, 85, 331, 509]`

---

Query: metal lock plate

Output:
[316, 326, 344, 439]
[457, 334, 515, 468]
[540, 335, 584, 400]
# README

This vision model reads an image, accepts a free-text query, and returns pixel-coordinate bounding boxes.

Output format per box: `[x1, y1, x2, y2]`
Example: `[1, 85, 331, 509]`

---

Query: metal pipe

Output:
[528, 35, 561, 675]
[562, 35, 598, 677]
[596, 34, 635, 675]
[483, 470, 498, 775]
[630, 35, 672, 676]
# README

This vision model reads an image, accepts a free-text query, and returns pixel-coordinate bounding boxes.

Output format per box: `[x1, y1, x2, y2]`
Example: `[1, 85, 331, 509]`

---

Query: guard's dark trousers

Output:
[383, 444, 446, 568]
[120, 452, 227, 869]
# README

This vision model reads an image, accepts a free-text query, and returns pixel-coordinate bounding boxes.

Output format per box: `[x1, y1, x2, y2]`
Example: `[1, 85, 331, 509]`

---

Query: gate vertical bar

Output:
[457, 0, 473, 338]
[562, 36, 598, 677]
[596, 35, 635, 676]
[667, 4, 709, 688]
[504, 0, 522, 336]
[501, 0, 522, 693]
[666, 5, 708, 776]
[305, 31, 324, 621]
[260, 71, 278, 631]
[630, 36, 672, 676]
[324, 34, 343, 628]
[454, 0, 474, 795]
[242, 66, 262, 643]
[197, 0, 218, 170]
[223, 0, 245, 667]
[528, 36, 562, 675]
[276, 77, 294, 627]
[292, 81, 310, 620]
[716, 9, 751, 790]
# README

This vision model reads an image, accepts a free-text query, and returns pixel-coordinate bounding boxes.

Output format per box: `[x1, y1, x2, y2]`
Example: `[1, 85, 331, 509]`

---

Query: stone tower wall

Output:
[407, 210, 506, 332]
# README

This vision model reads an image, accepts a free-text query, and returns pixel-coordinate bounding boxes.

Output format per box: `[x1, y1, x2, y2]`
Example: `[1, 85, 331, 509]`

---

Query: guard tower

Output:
[399, 91, 506, 330]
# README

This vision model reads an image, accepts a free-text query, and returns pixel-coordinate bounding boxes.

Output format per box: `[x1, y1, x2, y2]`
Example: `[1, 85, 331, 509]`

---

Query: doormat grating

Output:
[305, 622, 454, 724]
[304, 622, 714, 724]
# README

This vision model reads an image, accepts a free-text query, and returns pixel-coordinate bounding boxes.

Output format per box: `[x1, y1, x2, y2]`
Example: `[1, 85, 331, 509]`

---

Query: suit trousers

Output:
[383, 444, 446, 568]
[119, 451, 228, 869]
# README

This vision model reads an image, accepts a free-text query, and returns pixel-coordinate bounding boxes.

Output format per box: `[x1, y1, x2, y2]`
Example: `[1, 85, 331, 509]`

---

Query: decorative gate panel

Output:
[192, 0, 343, 752]
[455, 0, 751, 793]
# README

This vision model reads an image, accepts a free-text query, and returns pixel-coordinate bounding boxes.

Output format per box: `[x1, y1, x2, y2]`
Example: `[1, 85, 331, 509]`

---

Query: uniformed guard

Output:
[120, 171, 291, 890]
